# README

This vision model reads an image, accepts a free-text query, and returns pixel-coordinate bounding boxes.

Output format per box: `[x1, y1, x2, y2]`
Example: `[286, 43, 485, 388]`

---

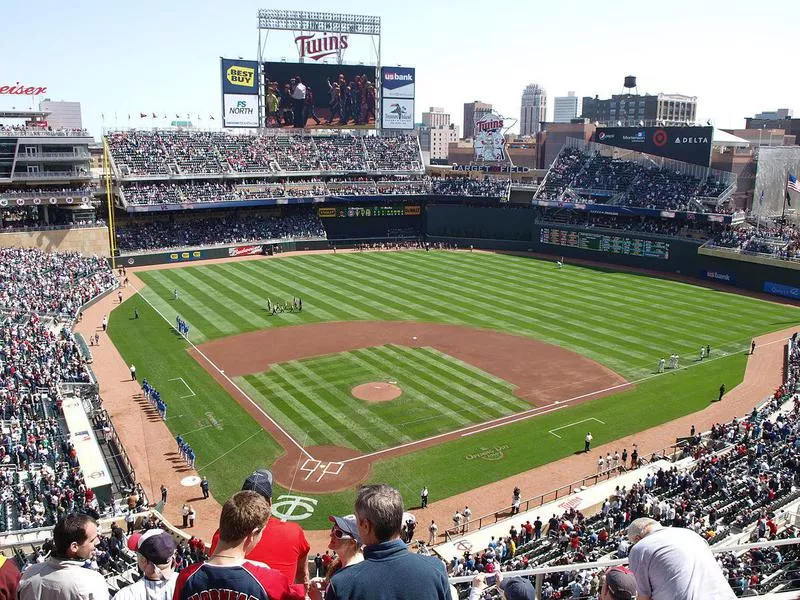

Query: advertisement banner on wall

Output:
[593, 126, 713, 167]
[221, 59, 259, 95]
[380, 67, 415, 98]
[381, 98, 414, 129]
[263, 61, 377, 129]
[763, 281, 800, 300]
[223, 94, 259, 128]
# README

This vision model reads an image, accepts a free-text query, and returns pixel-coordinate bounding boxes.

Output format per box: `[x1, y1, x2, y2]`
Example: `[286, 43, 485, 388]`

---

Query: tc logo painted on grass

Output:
[271, 495, 318, 521]
[465, 445, 510, 461]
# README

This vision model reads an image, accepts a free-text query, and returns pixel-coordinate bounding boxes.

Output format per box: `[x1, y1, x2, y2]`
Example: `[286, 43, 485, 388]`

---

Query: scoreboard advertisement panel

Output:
[263, 61, 377, 129]
[318, 205, 421, 218]
[539, 227, 670, 260]
[592, 126, 712, 167]
[221, 58, 259, 128]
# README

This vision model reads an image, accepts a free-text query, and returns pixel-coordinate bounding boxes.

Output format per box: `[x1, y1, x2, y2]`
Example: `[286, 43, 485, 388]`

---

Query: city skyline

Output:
[2, 0, 796, 138]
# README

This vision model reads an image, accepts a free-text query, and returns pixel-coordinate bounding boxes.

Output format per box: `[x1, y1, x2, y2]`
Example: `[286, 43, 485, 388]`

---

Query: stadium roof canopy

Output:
[712, 128, 750, 147]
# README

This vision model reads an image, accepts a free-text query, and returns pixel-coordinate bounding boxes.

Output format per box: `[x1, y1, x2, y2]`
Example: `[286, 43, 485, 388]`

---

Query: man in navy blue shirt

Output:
[326, 484, 449, 600]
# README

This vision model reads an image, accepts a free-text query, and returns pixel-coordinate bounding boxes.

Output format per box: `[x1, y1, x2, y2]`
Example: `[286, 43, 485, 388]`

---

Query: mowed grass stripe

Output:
[237, 261, 373, 321]
[153, 269, 240, 335]
[242, 372, 355, 448]
[305, 257, 460, 323]
[349, 348, 476, 426]
[270, 259, 432, 323]
[215, 264, 320, 325]
[380, 345, 526, 416]
[288, 361, 412, 446]
[267, 364, 386, 450]
[172, 269, 270, 330]
[386, 253, 689, 350]
[357, 253, 651, 373]
[142, 271, 222, 341]
[192, 267, 278, 328]
[388, 254, 726, 371]
[421, 252, 727, 338]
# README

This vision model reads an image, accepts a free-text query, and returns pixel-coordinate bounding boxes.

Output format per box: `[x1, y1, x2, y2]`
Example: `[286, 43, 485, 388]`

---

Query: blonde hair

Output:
[219, 491, 270, 543]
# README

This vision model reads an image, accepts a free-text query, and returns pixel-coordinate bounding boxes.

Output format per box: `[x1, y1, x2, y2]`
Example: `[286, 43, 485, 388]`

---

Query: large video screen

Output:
[263, 62, 377, 129]
[592, 126, 712, 167]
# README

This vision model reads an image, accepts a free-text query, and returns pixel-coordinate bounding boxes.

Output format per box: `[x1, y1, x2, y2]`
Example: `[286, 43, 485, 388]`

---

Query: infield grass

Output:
[108, 251, 799, 528]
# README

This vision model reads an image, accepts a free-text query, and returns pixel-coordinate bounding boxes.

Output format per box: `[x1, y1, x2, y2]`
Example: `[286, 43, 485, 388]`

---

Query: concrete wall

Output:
[0, 227, 110, 256]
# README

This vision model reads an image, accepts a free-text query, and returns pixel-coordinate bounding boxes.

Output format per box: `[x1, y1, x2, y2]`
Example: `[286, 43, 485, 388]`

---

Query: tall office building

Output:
[754, 108, 793, 120]
[463, 101, 492, 139]
[520, 83, 547, 136]
[553, 91, 579, 123]
[422, 107, 450, 128]
[38, 100, 83, 129]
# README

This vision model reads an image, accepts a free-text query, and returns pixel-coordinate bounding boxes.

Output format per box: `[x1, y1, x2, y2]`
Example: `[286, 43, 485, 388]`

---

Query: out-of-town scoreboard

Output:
[318, 205, 421, 218]
[539, 228, 670, 260]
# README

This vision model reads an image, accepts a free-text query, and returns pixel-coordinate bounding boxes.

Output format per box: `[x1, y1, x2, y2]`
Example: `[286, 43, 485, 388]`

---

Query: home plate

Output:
[181, 476, 201, 487]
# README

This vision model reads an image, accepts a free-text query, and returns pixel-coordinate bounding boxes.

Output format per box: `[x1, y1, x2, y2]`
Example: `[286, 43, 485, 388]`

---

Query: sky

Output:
[2, 0, 796, 138]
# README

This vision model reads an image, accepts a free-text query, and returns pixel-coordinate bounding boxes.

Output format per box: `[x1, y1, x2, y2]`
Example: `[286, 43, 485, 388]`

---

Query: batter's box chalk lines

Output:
[299, 459, 344, 482]
[169, 377, 196, 399]
[548, 417, 606, 439]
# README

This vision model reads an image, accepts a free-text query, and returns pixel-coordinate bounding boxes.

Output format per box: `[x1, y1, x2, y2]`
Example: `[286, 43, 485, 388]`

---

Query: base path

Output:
[192, 321, 628, 493]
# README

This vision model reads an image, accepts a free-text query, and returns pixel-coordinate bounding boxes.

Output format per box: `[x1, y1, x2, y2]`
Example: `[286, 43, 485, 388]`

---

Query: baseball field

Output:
[108, 250, 799, 528]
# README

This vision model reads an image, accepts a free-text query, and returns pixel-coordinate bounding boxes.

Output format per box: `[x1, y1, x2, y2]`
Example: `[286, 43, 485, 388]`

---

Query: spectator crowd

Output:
[709, 223, 800, 261]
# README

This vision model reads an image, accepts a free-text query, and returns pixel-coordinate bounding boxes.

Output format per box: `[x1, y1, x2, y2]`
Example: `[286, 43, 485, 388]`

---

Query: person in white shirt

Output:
[114, 529, 179, 600]
[291, 76, 307, 128]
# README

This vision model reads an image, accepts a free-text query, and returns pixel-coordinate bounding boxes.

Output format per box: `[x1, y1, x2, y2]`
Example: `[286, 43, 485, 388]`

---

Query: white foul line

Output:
[130, 280, 313, 460]
[548, 417, 606, 438]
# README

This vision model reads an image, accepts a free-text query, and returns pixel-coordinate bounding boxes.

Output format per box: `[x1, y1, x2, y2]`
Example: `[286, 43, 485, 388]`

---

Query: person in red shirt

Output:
[175, 491, 304, 600]
[209, 469, 310, 587]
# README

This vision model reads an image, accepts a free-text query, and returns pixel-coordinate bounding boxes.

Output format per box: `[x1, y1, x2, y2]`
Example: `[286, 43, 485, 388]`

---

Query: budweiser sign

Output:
[295, 33, 349, 61]
[0, 82, 47, 96]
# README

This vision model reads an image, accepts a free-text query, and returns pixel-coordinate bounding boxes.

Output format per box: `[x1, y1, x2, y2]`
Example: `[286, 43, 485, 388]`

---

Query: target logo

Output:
[653, 129, 668, 147]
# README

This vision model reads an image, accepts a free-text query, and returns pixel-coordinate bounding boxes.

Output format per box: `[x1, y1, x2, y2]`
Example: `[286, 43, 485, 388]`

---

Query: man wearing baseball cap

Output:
[114, 529, 178, 600]
[601, 566, 637, 600]
[468, 571, 534, 600]
[209, 469, 310, 587]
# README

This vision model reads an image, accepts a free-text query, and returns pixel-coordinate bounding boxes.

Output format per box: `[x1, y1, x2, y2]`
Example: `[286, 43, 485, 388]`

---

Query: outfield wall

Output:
[0, 226, 110, 256]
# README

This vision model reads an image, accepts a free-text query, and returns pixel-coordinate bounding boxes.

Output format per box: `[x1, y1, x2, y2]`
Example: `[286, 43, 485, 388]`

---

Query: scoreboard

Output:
[539, 228, 670, 260]
[318, 205, 422, 218]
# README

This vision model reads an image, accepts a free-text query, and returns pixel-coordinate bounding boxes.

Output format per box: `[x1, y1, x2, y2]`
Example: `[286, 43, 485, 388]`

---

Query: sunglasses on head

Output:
[331, 526, 353, 540]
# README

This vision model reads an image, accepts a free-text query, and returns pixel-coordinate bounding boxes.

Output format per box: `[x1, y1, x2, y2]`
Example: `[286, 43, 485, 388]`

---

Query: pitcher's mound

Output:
[352, 382, 402, 403]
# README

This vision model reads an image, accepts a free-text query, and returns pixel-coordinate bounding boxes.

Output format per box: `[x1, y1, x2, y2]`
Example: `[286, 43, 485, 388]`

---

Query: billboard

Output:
[263, 61, 376, 129]
[381, 98, 414, 130]
[223, 94, 259, 127]
[221, 58, 259, 128]
[474, 112, 507, 162]
[593, 126, 712, 167]
[381, 67, 415, 99]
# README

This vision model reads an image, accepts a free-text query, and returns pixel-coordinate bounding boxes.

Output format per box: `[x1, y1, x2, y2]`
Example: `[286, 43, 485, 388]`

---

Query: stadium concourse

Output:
[80, 248, 799, 557]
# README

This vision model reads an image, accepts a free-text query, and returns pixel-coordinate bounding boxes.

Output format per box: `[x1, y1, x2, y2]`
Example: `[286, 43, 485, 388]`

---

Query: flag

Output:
[176, 114, 180, 118]
[788, 174, 800, 194]
[209, 114, 215, 120]
[140, 112, 147, 118]
[152, 113, 157, 118]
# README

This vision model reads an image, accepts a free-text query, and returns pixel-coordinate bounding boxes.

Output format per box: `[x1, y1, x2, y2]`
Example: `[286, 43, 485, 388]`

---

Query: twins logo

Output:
[270, 494, 318, 521]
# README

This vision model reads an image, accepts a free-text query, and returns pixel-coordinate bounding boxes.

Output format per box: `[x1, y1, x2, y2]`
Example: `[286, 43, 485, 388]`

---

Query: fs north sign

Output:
[0, 82, 47, 96]
[295, 33, 349, 61]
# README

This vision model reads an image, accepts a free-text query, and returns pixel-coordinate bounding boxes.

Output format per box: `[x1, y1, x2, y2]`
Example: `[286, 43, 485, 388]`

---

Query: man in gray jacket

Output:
[19, 513, 109, 600]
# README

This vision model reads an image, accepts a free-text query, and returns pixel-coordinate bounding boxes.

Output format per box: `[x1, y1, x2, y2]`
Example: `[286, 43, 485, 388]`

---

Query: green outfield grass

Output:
[107, 251, 799, 528]
[237, 345, 530, 452]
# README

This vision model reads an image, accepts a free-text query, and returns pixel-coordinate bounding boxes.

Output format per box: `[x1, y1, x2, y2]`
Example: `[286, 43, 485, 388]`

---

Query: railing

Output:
[442, 443, 687, 540]
[0, 128, 91, 138]
[15, 151, 92, 161]
[12, 170, 91, 180]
